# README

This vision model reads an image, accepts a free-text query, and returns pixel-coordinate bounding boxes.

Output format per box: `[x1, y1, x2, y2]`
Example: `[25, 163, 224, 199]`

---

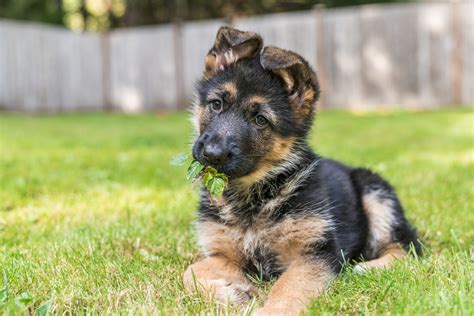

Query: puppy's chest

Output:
[198, 219, 283, 278]
[197, 211, 328, 279]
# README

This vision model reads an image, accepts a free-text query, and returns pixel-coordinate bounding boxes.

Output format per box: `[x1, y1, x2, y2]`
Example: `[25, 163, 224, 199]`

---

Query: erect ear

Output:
[260, 46, 320, 118]
[204, 26, 263, 78]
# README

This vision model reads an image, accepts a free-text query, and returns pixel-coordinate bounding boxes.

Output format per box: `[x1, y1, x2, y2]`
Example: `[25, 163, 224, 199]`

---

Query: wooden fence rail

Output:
[0, 1, 472, 112]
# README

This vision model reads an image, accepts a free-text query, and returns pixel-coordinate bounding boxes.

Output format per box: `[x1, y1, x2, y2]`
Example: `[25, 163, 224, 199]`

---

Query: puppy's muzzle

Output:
[203, 142, 231, 165]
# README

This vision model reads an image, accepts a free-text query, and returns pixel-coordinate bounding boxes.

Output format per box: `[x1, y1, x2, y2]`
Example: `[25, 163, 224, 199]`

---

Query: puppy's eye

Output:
[255, 115, 268, 127]
[208, 99, 222, 112]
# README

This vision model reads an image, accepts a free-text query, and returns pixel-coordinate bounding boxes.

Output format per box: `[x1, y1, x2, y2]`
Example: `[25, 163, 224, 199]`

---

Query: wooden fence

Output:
[0, 1, 472, 112]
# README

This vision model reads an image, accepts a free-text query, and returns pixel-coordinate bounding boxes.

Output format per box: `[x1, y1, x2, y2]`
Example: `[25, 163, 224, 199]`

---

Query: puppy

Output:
[183, 26, 421, 315]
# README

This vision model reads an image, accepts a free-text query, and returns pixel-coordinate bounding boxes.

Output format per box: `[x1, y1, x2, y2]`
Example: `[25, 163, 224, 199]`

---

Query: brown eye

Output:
[255, 115, 268, 127]
[209, 99, 222, 112]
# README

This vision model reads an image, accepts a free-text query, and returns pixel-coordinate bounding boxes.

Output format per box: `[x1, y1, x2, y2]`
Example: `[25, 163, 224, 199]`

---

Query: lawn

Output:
[0, 109, 472, 315]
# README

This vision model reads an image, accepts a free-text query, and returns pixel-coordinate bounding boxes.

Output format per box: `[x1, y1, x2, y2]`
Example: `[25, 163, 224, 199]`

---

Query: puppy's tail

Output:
[350, 168, 423, 259]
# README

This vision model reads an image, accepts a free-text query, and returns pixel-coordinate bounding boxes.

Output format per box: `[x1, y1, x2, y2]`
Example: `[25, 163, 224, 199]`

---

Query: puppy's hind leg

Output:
[350, 168, 422, 274]
[353, 243, 405, 273]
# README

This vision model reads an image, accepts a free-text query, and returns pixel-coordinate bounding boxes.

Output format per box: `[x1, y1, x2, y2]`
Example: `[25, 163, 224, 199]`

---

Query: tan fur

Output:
[266, 136, 295, 162]
[223, 81, 238, 99]
[183, 256, 255, 305]
[237, 136, 295, 186]
[273, 216, 328, 268]
[205, 51, 239, 77]
[254, 258, 335, 315]
[303, 85, 316, 104]
[353, 243, 406, 273]
[204, 54, 216, 78]
[362, 190, 396, 258]
[197, 214, 328, 271]
[300, 86, 316, 115]
[197, 220, 244, 265]
[247, 95, 269, 106]
[236, 162, 273, 187]
[288, 85, 316, 121]
[274, 69, 295, 92]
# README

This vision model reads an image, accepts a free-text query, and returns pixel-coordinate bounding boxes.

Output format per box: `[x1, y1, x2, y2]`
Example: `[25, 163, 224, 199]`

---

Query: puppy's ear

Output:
[204, 26, 263, 78]
[261, 46, 320, 118]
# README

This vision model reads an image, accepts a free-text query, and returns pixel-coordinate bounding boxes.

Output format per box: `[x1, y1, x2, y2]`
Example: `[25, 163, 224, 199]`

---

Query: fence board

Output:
[109, 25, 177, 112]
[0, 21, 104, 112]
[323, 7, 363, 108]
[417, 2, 453, 107]
[360, 4, 420, 108]
[460, 2, 474, 104]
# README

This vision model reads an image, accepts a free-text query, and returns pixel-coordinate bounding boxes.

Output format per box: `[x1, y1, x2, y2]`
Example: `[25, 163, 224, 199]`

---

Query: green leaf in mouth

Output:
[186, 160, 205, 181]
[207, 175, 227, 198]
[172, 151, 229, 198]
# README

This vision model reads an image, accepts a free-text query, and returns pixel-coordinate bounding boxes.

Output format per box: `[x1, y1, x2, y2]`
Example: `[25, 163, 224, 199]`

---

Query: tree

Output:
[0, 0, 413, 32]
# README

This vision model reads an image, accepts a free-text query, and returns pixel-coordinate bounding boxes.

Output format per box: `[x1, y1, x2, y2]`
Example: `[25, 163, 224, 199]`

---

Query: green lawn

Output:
[0, 109, 473, 315]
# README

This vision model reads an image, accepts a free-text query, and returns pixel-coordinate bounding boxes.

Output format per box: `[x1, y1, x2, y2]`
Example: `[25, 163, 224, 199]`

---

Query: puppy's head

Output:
[192, 26, 320, 183]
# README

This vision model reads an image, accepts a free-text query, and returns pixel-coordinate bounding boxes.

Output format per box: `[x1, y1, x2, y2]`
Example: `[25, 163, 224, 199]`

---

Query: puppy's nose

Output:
[203, 143, 230, 165]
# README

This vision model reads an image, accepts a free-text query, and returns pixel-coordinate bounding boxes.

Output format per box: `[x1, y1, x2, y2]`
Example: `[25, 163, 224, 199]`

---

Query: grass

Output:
[0, 109, 473, 315]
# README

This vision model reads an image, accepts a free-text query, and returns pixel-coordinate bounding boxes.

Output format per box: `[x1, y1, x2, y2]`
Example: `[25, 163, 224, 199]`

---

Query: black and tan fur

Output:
[183, 26, 422, 315]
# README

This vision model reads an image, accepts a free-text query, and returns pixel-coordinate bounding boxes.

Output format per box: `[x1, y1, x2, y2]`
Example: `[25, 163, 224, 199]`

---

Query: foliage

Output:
[0, 0, 63, 25]
[171, 153, 229, 198]
[0, 0, 413, 31]
[0, 109, 472, 314]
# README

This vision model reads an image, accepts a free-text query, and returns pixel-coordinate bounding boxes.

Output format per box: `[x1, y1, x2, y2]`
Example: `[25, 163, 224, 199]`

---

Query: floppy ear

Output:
[260, 46, 320, 118]
[204, 26, 263, 78]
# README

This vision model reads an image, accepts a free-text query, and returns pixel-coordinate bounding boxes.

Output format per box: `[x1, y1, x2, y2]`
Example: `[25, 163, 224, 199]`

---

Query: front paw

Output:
[207, 278, 253, 305]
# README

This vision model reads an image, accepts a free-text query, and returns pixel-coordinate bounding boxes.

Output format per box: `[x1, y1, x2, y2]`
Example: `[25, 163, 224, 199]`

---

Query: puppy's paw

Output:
[207, 278, 253, 305]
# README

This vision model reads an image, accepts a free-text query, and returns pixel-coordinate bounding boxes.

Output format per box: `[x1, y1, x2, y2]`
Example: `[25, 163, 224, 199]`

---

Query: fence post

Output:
[100, 31, 112, 111]
[173, 22, 186, 110]
[451, 0, 462, 105]
[314, 4, 327, 109]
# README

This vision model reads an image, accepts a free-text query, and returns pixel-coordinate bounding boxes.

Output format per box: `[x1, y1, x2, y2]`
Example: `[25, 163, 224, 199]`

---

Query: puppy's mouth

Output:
[200, 160, 235, 177]
[192, 153, 251, 180]
[192, 150, 227, 174]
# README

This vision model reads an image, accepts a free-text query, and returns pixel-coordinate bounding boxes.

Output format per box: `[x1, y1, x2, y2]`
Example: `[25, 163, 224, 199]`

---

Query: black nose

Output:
[203, 143, 230, 165]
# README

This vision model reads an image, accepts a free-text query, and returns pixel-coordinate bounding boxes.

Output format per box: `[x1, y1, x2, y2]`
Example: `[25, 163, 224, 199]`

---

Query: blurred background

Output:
[0, 0, 472, 112]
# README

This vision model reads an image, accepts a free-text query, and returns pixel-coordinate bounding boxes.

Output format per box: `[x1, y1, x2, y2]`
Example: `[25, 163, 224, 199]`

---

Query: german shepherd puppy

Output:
[183, 26, 421, 315]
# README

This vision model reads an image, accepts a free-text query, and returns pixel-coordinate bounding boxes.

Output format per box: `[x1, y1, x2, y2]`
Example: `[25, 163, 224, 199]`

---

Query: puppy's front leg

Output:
[255, 258, 335, 315]
[183, 256, 255, 305]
